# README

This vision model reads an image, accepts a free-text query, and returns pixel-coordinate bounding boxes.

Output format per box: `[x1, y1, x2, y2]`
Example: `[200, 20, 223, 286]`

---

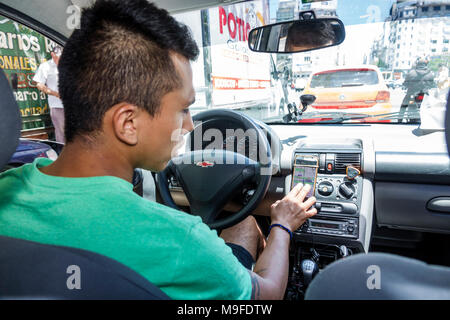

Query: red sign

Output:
[212, 76, 271, 90]
[218, 6, 252, 42]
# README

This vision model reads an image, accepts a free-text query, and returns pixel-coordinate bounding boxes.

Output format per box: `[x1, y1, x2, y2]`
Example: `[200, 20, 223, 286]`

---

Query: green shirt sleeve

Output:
[170, 220, 252, 300]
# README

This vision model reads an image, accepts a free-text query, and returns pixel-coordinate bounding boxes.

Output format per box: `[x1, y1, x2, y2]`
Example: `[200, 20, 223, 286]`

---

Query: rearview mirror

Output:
[248, 18, 345, 54]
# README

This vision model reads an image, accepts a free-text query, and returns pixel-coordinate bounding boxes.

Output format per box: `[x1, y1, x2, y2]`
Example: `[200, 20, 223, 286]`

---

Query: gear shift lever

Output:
[301, 259, 319, 288]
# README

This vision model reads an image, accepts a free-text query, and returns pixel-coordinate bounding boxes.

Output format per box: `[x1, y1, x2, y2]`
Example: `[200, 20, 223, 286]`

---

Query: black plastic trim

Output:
[0, 3, 67, 46]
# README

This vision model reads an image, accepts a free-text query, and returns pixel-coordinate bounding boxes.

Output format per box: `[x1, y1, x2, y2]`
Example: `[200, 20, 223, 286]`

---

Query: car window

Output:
[310, 69, 380, 88]
[0, 14, 60, 139]
[174, 0, 450, 125]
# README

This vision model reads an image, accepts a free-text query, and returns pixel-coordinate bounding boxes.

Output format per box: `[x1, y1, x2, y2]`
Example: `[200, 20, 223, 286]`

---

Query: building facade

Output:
[384, 0, 450, 71]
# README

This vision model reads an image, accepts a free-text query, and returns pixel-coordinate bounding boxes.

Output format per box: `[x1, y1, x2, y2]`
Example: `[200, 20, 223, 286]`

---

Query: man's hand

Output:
[47, 88, 60, 98]
[248, 183, 317, 300]
[270, 183, 317, 232]
[36, 82, 60, 98]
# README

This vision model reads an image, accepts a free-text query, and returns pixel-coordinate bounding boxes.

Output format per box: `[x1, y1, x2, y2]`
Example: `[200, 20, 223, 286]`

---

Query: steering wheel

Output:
[157, 109, 272, 230]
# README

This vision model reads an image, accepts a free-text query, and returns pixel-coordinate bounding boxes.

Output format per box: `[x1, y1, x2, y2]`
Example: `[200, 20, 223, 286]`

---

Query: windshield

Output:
[175, 0, 449, 125]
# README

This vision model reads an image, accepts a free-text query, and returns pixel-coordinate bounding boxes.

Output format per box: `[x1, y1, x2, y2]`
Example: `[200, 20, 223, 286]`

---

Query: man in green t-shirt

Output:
[0, 0, 317, 299]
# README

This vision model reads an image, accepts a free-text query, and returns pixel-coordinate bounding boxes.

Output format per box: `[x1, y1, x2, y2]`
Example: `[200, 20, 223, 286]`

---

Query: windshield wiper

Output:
[266, 112, 370, 125]
[265, 110, 422, 125]
[301, 111, 421, 124]
[308, 113, 370, 124]
[363, 111, 421, 123]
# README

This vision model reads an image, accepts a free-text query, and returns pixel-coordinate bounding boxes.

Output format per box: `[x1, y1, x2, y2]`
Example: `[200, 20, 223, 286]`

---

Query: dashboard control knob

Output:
[317, 181, 333, 196]
[314, 202, 322, 212]
[339, 183, 355, 199]
[347, 225, 355, 233]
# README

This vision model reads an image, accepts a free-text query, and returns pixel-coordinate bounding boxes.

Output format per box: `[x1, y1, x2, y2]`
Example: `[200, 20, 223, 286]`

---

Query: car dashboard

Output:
[276, 123, 449, 242]
[167, 121, 450, 265]
[268, 122, 449, 299]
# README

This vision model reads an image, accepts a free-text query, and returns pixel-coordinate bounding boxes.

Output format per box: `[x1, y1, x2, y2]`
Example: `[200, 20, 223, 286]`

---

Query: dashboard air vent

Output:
[335, 153, 361, 174]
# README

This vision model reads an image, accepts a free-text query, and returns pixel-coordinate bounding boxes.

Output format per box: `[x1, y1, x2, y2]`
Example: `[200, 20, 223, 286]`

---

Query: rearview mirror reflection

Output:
[248, 18, 345, 54]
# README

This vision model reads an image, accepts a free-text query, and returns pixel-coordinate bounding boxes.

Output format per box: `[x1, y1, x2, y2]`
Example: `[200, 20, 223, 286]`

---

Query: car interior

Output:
[0, 0, 450, 300]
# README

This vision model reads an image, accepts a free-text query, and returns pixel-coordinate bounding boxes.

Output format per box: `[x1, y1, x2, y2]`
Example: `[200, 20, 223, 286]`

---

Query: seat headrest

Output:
[0, 69, 21, 170]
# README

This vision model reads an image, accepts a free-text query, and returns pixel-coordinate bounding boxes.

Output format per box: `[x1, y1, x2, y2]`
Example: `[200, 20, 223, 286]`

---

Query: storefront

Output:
[0, 14, 56, 139]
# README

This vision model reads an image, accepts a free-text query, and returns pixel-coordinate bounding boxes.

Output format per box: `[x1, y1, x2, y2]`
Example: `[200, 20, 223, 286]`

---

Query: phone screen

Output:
[291, 155, 318, 198]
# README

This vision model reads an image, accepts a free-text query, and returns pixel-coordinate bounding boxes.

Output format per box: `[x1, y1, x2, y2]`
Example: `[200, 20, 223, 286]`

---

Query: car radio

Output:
[297, 217, 358, 238]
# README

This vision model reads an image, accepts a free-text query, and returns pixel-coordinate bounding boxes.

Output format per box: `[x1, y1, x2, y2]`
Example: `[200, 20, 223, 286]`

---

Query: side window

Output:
[0, 14, 60, 140]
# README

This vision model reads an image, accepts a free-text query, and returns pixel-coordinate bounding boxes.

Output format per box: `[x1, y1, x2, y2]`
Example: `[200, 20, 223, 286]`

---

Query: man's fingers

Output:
[296, 184, 311, 202]
[271, 200, 281, 209]
[305, 207, 318, 218]
[287, 183, 303, 198]
[302, 196, 316, 211]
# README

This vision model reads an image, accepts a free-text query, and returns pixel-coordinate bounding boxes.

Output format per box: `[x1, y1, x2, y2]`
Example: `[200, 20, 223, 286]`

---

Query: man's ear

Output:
[110, 103, 140, 146]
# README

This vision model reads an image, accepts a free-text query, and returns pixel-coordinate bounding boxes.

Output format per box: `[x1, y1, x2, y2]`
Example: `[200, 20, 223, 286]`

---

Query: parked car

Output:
[2, 139, 58, 173]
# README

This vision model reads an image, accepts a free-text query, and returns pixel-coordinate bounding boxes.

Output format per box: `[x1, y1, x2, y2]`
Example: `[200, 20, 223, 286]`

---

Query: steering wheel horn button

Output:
[196, 161, 215, 168]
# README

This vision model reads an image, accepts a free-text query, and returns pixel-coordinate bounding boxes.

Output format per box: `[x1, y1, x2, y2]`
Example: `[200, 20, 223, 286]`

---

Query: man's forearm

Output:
[36, 83, 59, 97]
[250, 227, 291, 300]
[249, 183, 317, 300]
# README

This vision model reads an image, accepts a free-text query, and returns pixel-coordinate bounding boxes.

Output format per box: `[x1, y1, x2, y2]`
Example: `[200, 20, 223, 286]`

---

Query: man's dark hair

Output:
[58, 0, 199, 143]
[286, 20, 336, 51]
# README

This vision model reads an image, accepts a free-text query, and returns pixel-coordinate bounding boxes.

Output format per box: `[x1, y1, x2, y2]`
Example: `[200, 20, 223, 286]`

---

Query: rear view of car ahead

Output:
[303, 65, 392, 119]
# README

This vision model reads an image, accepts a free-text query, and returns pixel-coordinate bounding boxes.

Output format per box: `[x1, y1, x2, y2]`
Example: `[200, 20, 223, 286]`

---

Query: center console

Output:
[292, 141, 363, 242]
[285, 139, 369, 300]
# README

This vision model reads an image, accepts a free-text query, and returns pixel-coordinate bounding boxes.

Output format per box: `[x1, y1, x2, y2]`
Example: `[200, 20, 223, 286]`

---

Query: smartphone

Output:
[291, 154, 319, 198]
